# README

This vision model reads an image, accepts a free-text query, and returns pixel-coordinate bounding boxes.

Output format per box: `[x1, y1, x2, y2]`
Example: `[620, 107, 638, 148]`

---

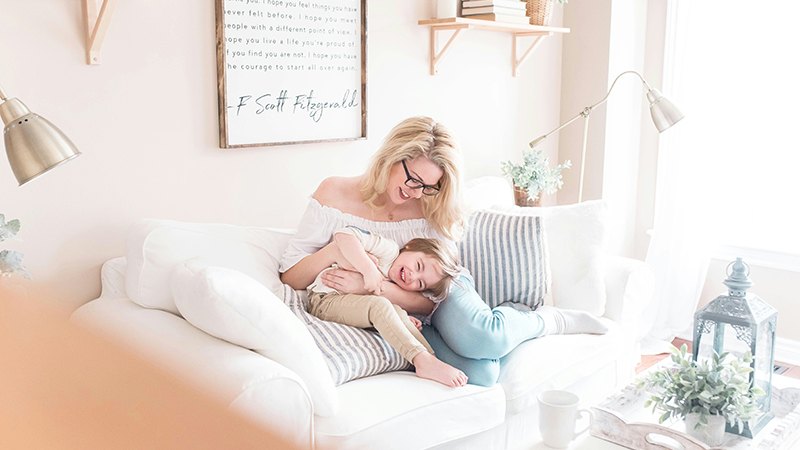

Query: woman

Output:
[280, 116, 606, 386]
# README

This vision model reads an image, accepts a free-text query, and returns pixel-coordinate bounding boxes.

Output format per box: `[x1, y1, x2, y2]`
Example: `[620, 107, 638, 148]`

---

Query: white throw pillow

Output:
[494, 201, 608, 316]
[463, 176, 515, 216]
[125, 219, 293, 315]
[171, 260, 339, 417]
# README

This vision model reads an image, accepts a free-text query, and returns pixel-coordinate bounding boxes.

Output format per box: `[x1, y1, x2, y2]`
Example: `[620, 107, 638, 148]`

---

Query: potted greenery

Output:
[501, 148, 571, 206]
[637, 344, 765, 446]
[0, 214, 29, 278]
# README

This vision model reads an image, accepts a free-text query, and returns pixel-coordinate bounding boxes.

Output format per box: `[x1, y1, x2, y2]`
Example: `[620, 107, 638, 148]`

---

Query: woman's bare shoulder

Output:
[313, 176, 362, 208]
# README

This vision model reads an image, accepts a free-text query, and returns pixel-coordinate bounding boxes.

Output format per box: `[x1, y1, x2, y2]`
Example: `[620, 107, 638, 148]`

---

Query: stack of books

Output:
[461, 0, 529, 24]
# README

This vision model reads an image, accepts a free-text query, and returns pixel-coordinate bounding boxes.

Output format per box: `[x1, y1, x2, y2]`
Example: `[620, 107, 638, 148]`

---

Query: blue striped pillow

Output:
[458, 210, 550, 309]
[282, 285, 411, 385]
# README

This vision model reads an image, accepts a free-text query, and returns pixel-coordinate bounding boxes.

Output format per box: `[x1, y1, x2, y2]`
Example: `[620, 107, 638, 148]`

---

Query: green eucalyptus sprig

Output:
[0, 214, 29, 278]
[637, 344, 765, 433]
[501, 148, 571, 202]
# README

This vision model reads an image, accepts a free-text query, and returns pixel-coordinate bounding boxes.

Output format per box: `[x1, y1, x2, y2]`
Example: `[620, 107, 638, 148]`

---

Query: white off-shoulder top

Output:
[280, 198, 449, 273]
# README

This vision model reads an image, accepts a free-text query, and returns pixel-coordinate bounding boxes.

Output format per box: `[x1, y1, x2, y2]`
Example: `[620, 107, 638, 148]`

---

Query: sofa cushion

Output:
[125, 219, 293, 315]
[494, 200, 608, 316]
[282, 286, 412, 386]
[315, 371, 506, 450]
[459, 210, 550, 309]
[171, 260, 338, 417]
[498, 319, 627, 414]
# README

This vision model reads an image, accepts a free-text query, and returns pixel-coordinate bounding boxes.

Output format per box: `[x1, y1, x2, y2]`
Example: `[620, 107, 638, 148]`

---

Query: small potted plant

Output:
[637, 344, 765, 446]
[0, 214, 29, 278]
[501, 148, 571, 206]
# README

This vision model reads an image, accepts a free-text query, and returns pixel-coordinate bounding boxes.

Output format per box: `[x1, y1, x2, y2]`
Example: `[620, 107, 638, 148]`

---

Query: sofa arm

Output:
[72, 297, 314, 449]
[603, 256, 655, 338]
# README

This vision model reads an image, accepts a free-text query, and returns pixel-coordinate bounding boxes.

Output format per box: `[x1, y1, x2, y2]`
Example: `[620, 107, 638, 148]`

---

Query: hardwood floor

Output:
[636, 338, 800, 379]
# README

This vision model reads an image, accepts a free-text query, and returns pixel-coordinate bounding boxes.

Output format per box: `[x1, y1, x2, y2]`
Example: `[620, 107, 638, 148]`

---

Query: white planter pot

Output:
[684, 413, 726, 446]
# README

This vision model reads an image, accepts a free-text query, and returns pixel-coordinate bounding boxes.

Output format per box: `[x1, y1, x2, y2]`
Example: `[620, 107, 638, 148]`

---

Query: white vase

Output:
[684, 413, 726, 446]
[436, 0, 458, 18]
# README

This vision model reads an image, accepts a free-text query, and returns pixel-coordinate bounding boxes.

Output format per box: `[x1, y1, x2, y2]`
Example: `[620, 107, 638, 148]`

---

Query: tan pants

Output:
[309, 292, 434, 364]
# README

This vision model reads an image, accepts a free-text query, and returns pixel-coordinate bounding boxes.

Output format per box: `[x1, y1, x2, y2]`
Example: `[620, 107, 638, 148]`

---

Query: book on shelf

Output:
[461, 0, 527, 10]
[466, 13, 531, 24]
[462, 6, 526, 16]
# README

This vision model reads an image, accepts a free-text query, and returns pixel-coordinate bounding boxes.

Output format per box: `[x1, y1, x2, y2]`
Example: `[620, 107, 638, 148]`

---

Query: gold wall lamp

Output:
[0, 85, 81, 186]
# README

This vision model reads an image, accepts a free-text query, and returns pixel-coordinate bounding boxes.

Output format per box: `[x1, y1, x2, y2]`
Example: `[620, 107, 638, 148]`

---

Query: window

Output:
[663, 1, 800, 259]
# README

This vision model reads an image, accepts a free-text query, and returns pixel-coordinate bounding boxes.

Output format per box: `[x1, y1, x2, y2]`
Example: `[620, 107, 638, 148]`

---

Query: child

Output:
[307, 226, 467, 387]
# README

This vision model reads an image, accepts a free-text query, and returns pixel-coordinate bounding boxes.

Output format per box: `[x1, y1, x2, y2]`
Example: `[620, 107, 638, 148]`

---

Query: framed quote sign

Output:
[215, 0, 367, 148]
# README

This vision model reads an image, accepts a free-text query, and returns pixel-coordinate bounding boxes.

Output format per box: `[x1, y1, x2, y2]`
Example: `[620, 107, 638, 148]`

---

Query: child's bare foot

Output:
[412, 352, 468, 387]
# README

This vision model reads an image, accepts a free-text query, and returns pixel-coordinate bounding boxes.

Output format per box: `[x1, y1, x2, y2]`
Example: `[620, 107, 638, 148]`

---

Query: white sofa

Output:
[71, 177, 654, 449]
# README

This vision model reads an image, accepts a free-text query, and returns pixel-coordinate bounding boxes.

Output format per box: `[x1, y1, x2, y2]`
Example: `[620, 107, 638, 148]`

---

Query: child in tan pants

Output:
[307, 226, 467, 387]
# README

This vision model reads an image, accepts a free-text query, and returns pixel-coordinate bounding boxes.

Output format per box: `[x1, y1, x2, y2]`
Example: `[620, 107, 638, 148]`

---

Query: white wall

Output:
[0, 1, 565, 310]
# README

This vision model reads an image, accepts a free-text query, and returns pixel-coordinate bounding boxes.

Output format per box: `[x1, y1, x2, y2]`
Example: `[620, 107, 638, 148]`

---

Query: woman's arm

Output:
[380, 280, 435, 316]
[279, 242, 339, 290]
[320, 268, 435, 316]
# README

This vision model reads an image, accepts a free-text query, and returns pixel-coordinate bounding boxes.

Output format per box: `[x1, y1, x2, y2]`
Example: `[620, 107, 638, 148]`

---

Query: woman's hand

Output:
[408, 316, 423, 331]
[320, 268, 369, 295]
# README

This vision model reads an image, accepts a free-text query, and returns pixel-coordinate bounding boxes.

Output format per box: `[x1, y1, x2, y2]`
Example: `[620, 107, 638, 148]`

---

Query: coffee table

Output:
[589, 372, 800, 450]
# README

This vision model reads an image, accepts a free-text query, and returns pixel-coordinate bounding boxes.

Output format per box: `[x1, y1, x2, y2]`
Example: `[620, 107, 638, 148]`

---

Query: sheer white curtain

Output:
[641, 1, 715, 353]
[642, 0, 800, 352]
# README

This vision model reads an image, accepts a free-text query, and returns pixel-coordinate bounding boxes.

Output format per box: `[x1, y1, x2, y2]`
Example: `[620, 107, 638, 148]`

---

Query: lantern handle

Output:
[726, 259, 750, 278]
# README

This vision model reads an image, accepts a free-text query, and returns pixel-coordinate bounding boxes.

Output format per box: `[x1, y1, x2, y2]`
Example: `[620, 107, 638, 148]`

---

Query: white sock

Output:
[537, 306, 609, 335]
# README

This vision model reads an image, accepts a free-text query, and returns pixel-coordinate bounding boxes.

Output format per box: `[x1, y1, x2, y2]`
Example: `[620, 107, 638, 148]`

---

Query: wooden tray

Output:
[589, 376, 800, 450]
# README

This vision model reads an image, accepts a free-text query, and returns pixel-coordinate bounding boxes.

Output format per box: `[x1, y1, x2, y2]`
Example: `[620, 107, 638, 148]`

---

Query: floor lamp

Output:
[0, 84, 81, 186]
[529, 70, 684, 202]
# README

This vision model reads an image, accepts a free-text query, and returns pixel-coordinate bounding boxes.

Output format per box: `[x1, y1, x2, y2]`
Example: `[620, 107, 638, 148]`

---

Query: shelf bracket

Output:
[428, 25, 468, 75]
[83, 0, 116, 65]
[512, 32, 551, 77]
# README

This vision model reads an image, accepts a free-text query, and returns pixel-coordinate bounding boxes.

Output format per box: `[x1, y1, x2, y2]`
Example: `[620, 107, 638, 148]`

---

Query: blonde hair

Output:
[360, 117, 465, 240]
[400, 238, 461, 301]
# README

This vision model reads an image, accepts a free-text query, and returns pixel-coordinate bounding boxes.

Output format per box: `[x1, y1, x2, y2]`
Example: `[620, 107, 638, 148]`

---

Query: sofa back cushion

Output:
[493, 201, 608, 316]
[459, 210, 550, 310]
[125, 219, 293, 315]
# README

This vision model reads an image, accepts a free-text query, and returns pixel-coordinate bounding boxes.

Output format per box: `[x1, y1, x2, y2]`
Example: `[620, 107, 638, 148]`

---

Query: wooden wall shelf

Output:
[83, 0, 116, 65]
[418, 17, 570, 77]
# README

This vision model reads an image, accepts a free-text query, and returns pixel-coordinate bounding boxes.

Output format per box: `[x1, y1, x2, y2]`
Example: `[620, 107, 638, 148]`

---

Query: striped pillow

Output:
[458, 210, 550, 309]
[282, 285, 411, 385]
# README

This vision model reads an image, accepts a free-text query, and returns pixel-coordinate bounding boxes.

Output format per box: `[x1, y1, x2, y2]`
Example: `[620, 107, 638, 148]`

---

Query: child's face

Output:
[388, 250, 445, 292]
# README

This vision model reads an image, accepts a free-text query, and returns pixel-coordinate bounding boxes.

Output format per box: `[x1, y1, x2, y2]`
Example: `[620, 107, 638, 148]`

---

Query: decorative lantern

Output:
[692, 257, 777, 438]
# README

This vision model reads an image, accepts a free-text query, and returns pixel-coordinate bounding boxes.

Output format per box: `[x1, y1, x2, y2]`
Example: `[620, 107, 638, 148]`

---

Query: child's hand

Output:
[409, 316, 423, 331]
[363, 268, 385, 295]
[367, 253, 380, 266]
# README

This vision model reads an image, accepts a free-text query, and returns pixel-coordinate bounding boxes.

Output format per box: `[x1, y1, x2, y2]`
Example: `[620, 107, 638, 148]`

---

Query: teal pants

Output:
[422, 272, 546, 386]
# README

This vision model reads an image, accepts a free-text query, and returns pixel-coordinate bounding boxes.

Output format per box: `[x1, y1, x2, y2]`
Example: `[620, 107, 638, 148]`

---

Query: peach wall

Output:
[0, 1, 565, 310]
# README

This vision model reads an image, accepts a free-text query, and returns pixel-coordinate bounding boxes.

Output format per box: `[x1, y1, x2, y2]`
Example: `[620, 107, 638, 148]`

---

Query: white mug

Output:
[537, 390, 591, 448]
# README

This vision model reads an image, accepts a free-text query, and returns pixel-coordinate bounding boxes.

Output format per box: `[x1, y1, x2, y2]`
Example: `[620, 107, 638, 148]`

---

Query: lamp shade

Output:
[1, 97, 80, 186]
[647, 88, 684, 132]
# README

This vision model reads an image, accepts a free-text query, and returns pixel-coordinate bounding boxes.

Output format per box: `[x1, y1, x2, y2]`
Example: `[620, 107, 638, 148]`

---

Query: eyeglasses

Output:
[401, 160, 440, 196]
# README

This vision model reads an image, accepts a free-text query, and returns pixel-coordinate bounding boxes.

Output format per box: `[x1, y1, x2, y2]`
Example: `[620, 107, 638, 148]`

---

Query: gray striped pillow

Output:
[458, 210, 550, 309]
[281, 285, 411, 385]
